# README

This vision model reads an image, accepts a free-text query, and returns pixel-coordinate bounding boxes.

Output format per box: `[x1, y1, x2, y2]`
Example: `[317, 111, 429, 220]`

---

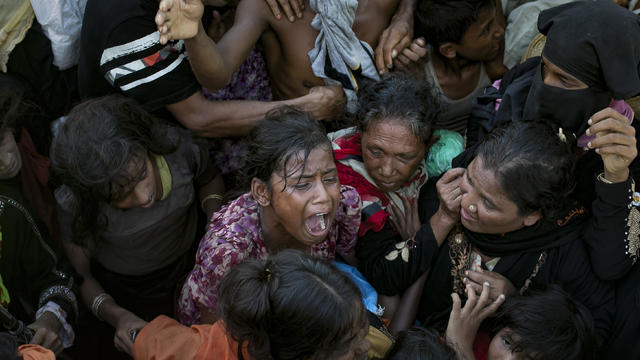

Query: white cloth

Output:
[307, 0, 379, 113]
[35, 301, 75, 348]
[30, 0, 87, 70]
[502, 0, 575, 68]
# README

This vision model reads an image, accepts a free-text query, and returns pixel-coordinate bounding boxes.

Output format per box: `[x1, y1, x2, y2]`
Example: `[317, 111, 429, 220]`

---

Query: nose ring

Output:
[468, 204, 477, 212]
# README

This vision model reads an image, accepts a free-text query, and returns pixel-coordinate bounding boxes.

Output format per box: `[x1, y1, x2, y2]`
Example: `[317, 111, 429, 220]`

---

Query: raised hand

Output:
[265, 0, 304, 22]
[375, 14, 413, 75]
[445, 282, 505, 360]
[587, 107, 637, 183]
[155, 0, 205, 45]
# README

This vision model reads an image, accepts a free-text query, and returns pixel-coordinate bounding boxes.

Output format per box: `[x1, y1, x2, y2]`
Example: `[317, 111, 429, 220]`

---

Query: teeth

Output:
[317, 214, 326, 230]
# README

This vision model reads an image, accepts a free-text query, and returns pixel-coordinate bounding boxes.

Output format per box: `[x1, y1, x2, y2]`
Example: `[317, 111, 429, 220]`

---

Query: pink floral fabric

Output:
[177, 185, 362, 325]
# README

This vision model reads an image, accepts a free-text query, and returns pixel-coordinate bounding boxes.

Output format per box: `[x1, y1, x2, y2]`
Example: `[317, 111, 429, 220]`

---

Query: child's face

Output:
[488, 328, 532, 360]
[111, 157, 161, 209]
[456, 5, 504, 61]
[266, 146, 341, 247]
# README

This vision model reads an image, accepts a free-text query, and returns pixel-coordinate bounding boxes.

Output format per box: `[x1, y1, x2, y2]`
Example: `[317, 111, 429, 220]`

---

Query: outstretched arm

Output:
[156, 0, 231, 91]
[167, 85, 345, 137]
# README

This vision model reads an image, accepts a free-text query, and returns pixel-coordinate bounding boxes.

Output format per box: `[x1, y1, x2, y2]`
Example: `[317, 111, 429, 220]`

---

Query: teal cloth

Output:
[427, 130, 465, 177]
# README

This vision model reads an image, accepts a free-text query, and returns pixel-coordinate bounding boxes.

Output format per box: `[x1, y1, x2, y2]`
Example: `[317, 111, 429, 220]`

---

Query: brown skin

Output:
[397, 4, 506, 100]
[541, 55, 637, 183]
[149, 0, 347, 138]
[219, 0, 401, 100]
[445, 283, 505, 360]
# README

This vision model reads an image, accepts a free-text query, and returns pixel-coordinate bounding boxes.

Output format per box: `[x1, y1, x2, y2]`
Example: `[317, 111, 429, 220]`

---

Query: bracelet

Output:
[91, 293, 113, 321]
[201, 194, 224, 211]
[597, 172, 614, 184]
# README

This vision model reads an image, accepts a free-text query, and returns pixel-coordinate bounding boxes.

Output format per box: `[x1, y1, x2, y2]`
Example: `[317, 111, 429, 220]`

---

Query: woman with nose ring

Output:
[413, 121, 613, 349]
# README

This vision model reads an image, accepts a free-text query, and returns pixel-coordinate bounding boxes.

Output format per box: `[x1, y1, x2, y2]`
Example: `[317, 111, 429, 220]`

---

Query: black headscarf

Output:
[539, 0, 640, 98]
[522, 0, 640, 137]
[463, 205, 588, 258]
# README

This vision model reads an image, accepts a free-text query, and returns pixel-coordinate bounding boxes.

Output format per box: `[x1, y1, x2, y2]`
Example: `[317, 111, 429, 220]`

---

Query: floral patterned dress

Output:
[177, 185, 362, 325]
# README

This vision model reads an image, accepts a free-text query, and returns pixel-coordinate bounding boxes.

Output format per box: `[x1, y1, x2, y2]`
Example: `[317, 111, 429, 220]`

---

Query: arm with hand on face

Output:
[356, 168, 465, 297]
[62, 243, 146, 357]
[583, 107, 639, 280]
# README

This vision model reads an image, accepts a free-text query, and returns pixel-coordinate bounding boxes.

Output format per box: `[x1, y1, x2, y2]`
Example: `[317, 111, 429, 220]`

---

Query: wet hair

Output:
[491, 285, 596, 360]
[218, 250, 368, 360]
[355, 74, 440, 144]
[415, 0, 494, 47]
[242, 106, 332, 190]
[50, 95, 179, 246]
[385, 327, 457, 360]
[474, 121, 576, 220]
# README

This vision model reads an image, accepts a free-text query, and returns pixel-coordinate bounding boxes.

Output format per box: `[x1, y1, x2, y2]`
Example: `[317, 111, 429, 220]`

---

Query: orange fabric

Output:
[134, 315, 251, 360]
[17, 344, 55, 360]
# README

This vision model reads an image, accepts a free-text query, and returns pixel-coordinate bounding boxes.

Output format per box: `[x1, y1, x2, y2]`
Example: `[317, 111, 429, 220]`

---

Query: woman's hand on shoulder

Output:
[587, 107, 637, 183]
[301, 86, 346, 122]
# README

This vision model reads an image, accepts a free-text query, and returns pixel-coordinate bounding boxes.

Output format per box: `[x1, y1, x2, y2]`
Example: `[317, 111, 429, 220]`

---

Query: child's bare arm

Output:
[156, 0, 231, 91]
[217, 0, 271, 74]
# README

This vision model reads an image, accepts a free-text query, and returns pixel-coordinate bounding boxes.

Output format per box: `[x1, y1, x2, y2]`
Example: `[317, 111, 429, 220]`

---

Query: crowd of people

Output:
[1, 0, 639, 358]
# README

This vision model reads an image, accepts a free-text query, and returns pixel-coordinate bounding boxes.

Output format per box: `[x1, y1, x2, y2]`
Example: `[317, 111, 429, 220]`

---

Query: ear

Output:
[251, 178, 271, 207]
[522, 211, 542, 227]
[438, 43, 457, 59]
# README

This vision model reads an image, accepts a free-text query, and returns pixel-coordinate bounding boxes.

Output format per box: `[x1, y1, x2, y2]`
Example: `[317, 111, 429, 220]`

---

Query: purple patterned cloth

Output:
[204, 46, 272, 175]
[177, 185, 362, 325]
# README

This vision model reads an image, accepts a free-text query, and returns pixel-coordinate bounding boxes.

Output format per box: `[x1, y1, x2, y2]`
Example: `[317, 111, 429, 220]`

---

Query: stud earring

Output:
[468, 204, 477, 212]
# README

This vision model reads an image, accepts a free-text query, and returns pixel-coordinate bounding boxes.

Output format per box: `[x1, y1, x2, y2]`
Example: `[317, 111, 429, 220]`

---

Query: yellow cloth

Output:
[367, 325, 394, 359]
[153, 154, 172, 201]
[0, 0, 34, 72]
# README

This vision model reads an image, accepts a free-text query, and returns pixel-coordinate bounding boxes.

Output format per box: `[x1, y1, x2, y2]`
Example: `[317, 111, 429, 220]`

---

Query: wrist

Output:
[602, 169, 629, 184]
[432, 208, 458, 229]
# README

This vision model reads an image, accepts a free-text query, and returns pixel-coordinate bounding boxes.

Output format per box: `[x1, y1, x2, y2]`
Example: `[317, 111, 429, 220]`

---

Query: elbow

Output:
[176, 112, 213, 138]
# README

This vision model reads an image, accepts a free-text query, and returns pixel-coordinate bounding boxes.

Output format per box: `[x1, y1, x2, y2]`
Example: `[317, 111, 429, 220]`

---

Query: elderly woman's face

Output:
[541, 55, 588, 90]
[0, 129, 21, 179]
[361, 119, 426, 193]
[459, 157, 541, 234]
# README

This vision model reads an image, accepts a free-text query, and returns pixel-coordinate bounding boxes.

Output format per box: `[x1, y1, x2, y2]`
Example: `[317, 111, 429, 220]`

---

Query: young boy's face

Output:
[455, 4, 504, 61]
[488, 328, 533, 360]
